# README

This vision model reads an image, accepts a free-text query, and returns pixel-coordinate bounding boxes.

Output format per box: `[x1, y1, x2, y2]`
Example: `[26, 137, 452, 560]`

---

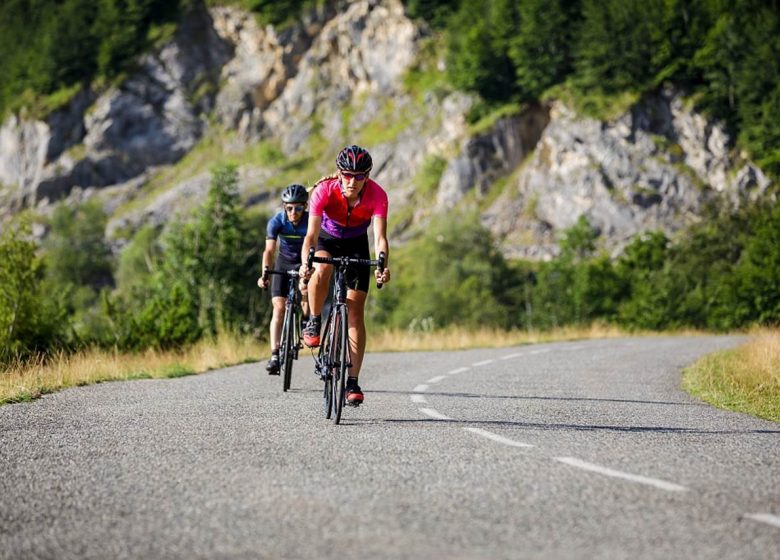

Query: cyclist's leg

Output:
[270, 297, 286, 350]
[303, 246, 332, 347]
[307, 251, 332, 316]
[345, 289, 367, 378]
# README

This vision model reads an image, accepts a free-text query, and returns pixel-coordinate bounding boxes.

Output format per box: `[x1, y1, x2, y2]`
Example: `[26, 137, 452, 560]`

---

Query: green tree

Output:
[44, 200, 113, 291]
[0, 218, 68, 361]
[733, 203, 780, 325]
[445, 0, 519, 102]
[509, 0, 577, 100]
[575, 0, 666, 92]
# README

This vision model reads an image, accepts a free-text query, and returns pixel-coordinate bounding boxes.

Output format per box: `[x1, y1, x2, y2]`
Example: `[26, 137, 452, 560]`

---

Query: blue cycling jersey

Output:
[266, 210, 309, 261]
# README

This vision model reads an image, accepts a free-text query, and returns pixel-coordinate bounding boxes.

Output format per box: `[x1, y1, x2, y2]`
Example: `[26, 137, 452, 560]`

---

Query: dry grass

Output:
[0, 333, 261, 405]
[367, 323, 680, 352]
[683, 329, 780, 422]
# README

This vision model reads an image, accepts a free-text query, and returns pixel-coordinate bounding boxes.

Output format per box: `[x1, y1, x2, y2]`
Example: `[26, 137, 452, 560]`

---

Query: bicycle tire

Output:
[282, 304, 295, 392]
[319, 317, 333, 419]
[331, 305, 349, 424]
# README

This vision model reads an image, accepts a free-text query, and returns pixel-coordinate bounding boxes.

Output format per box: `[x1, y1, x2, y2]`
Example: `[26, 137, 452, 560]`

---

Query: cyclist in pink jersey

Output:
[300, 145, 391, 405]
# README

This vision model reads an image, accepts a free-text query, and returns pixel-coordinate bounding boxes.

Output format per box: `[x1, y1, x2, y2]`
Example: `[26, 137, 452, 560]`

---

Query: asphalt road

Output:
[1, 336, 779, 559]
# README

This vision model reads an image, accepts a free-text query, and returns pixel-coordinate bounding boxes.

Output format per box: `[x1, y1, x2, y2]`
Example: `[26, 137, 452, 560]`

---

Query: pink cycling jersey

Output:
[309, 177, 388, 238]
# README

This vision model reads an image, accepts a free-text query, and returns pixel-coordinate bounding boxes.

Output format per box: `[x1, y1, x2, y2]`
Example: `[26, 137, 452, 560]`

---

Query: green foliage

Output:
[445, 0, 519, 102]
[732, 203, 780, 325]
[0, 218, 68, 362]
[109, 163, 268, 350]
[44, 200, 113, 290]
[405, 0, 460, 28]
[375, 212, 523, 330]
[509, 0, 576, 100]
[42, 199, 114, 345]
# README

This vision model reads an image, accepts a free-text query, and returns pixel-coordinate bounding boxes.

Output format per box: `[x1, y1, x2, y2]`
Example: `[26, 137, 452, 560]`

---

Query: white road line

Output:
[447, 367, 469, 375]
[427, 375, 447, 384]
[745, 513, 780, 529]
[410, 394, 428, 404]
[500, 353, 523, 360]
[554, 457, 688, 492]
[529, 349, 550, 355]
[413, 384, 429, 393]
[419, 408, 452, 420]
[473, 359, 494, 366]
[464, 427, 534, 448]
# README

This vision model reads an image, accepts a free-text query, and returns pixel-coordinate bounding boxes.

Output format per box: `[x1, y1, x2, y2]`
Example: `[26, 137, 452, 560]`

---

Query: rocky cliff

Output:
[0, 0, 773, 258]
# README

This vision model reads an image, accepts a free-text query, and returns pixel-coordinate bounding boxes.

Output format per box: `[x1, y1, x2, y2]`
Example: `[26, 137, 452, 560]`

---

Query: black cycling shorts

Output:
[316, 232, 371, 293]
[271, 254, 300, 298]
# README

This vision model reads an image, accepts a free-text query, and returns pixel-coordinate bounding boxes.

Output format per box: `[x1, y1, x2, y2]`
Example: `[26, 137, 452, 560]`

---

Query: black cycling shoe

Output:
[266, 355, 280, 375]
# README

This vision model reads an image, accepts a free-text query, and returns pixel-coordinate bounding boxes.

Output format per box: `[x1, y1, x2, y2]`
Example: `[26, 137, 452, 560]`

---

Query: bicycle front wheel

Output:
[319, 317, 333, 419]
[331, 305, 349, 425]
[281, 304, 296, 392]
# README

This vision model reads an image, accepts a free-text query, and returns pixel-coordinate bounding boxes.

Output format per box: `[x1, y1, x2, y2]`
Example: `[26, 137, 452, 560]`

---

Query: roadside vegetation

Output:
[684, 330, 780, 422]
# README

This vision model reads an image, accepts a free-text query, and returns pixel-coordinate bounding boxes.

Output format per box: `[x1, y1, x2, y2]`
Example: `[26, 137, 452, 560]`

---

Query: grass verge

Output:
[1, 333, 261, 405]
[367, 323, 687, 352]
[683, 329, 780, 423]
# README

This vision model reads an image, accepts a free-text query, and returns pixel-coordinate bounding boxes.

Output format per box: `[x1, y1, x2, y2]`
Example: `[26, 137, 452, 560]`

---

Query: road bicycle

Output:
[261, 267, 305, 392]
[306, 248, 385, 424]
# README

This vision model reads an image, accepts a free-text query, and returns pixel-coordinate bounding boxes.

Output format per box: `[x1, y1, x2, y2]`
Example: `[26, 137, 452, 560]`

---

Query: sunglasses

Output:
[285, 205, 305, 213]
[340, 172, 367, 181]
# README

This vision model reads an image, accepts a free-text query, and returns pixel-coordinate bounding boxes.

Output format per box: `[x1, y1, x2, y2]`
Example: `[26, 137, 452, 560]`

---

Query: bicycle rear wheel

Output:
[331, 305, 349, 424]
[281, 304, 295, 392]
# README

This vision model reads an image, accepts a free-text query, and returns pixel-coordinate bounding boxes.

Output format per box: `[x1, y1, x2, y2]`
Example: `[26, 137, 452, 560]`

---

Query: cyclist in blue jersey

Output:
[258, 184, 310, 375]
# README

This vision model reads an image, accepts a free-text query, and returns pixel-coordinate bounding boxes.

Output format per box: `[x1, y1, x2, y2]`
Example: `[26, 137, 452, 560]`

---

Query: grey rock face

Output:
[437, 104, 550, 210]
[261, 0, 420, 153]
[484, 90, 773, 260]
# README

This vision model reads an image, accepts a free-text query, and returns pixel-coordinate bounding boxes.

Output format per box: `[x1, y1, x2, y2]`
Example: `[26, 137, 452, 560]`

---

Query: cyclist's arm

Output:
[258, 239, 277, 288]
[373, 216, 390, 276]
[301, 215, 322, 272]
[261, 239, 277, 272]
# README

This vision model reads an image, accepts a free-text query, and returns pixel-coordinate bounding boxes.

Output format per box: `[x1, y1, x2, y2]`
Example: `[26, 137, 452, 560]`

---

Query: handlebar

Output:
[261, 266, 301, 290]
[306, 248, 386, 289]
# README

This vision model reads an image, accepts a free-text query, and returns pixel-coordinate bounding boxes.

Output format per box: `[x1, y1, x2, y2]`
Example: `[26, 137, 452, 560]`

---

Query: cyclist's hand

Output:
[258, 276, 268, 289]
[376, 267, 391, 285]
[299, 264, 312, 281]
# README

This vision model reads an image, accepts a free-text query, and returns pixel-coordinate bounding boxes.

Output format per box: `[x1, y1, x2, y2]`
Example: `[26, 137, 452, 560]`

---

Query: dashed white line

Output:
[413, 384, 429, 393]
[745, 513, 780, 529]
[419, 408, 452, 420]
[529, 349, 550, 355]
[447, 367, 469, 375]
[500, 353, 523, 360]
[410, 394, 428, 404]
[473, 359, 494, 367]
[555, 457, 688, 492]
[464, 427, 534, 448]
[427, 375, 447, 384]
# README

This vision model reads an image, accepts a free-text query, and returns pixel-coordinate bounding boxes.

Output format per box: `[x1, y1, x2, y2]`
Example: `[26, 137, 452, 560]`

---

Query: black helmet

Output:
[281, 183, 308, 203]
[336, 145, 373, 173]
